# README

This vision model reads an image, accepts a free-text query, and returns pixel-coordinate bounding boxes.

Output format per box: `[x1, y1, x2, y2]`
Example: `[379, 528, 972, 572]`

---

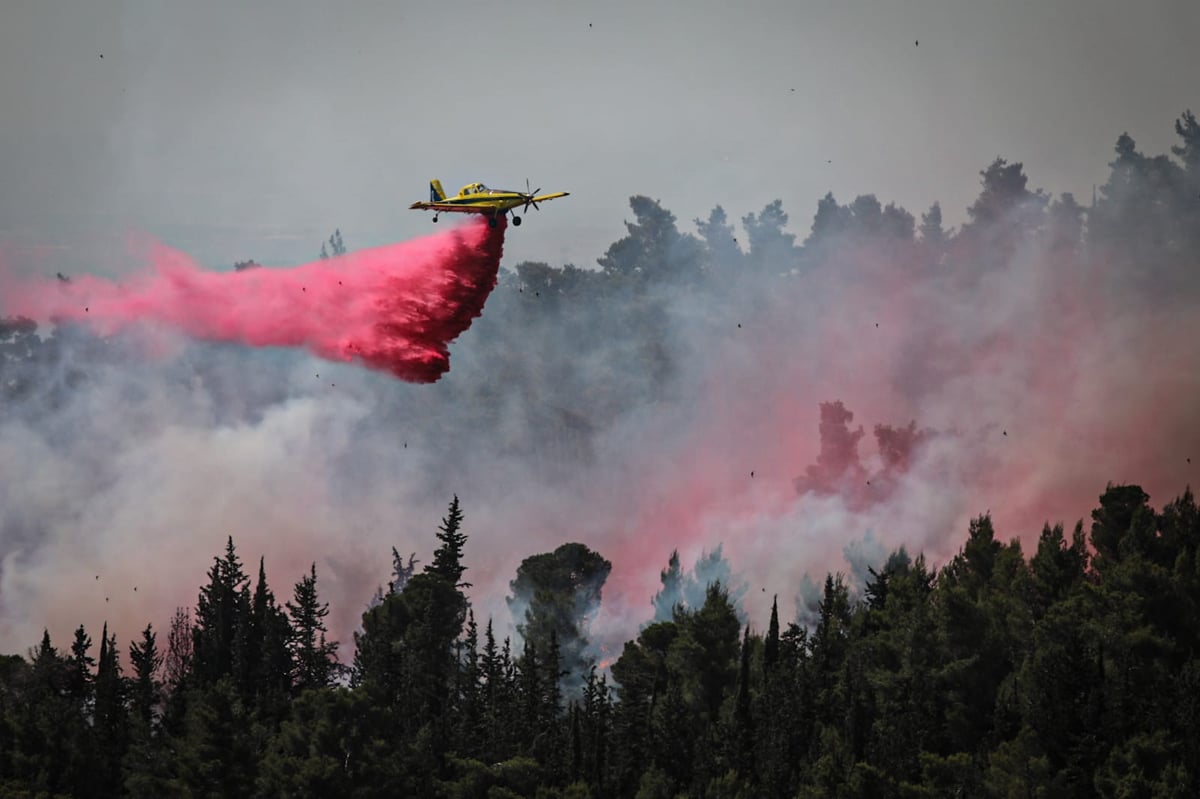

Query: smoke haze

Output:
[1, 127, 1198, 665]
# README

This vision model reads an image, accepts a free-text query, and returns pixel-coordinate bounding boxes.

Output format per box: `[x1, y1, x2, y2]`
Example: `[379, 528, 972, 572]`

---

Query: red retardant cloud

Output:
[1, 219, 505, 383]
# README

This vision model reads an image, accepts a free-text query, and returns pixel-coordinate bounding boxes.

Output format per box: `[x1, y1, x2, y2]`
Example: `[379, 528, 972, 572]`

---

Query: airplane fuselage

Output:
[409, 180, 570, 227]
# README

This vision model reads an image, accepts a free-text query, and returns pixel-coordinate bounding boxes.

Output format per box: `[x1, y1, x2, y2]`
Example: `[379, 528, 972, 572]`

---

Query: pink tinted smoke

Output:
[2, 219, 505, 383]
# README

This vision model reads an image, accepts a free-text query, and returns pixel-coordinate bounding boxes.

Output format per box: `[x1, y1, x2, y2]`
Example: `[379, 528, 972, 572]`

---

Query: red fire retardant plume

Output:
[3, 219, 506, 382]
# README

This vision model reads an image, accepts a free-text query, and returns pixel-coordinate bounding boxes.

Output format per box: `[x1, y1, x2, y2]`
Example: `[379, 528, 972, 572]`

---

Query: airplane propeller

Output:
[522, 178, 543, 214]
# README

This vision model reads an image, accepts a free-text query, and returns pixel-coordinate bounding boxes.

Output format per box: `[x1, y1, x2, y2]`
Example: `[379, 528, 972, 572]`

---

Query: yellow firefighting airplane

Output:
[409, 179, 570, 228]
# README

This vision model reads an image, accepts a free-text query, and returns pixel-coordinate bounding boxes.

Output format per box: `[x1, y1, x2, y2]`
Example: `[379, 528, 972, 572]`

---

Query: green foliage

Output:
[705, 768, 752, 799]
[257, 687, 383, 797]
[633, 765, 675, 799]
[508, 543, 612, 693]
[598, 197, 704, 284]
[169, 678, 261, 796]
[7, 452, 1200, 799]
[1094, 731, 1190, 799]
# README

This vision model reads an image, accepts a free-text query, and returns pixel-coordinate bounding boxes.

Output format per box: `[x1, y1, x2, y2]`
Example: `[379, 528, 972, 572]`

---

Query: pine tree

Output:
[391, 548, 419, 593]
[609, 619, 677, 795]
[13, 631, 88, 797]
[597, 196, 705, 284]
[176, 677, 259, 796]
[1029, 522, 1088, 616]
[684, 545, 748, 619]
[318, 229, 346, 260]
[66, 624, 94, 705]
[1172, 109, 1200, 170]
[685, 581, 742, 722]
[695, 205, 744, 273]
[427, 495, 470, 588]
[652, 550, 684, 622]
[193, 536, 249, 686]
[741, 200, 798, 275]
[919, 201, 949, 266]
[367, 549, 419, 609]
[164, 606, 193, 691]
[287, 562, 339, 692]
[959, 157, 1048, 269]
[158, 607, 195, 745]
[128, 624, 162, 725]
[803, 192, 852, 256]
[509, 543, 612, 696]
[30, 629, 61, 685]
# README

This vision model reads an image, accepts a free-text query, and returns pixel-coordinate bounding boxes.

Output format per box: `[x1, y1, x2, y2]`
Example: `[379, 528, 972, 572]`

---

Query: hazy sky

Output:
[3, 0, 1200, 654]
[2, 0, 1198, 271]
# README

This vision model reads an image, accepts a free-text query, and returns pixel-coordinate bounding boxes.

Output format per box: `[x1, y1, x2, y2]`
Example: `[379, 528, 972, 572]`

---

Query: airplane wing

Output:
[530, 192, 570, 203]
[408, 202, 488, 213]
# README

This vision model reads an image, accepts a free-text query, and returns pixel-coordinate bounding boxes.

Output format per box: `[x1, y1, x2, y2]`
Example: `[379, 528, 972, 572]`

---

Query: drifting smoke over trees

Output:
[651, 545, 749, 624]
[1, 111, 1200, 795]
[2, 488, 1199, 796]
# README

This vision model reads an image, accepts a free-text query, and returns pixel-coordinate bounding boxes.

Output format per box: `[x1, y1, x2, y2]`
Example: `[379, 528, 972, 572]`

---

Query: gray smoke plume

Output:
[2, 118, 1199, 660]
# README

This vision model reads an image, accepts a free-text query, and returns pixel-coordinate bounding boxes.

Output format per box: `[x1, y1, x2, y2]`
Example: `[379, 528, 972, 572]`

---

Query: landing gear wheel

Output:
[512, 216, 522, 226]
[488, 217, 498, 229]
[433, 215, 438, 223]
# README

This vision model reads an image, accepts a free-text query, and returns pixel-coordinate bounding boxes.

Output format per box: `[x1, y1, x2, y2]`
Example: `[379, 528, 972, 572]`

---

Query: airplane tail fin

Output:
[430, 180, 447, 201]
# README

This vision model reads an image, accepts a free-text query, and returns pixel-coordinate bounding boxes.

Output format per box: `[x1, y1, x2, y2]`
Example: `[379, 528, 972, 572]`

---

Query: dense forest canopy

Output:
[0, 111, 1199, 796]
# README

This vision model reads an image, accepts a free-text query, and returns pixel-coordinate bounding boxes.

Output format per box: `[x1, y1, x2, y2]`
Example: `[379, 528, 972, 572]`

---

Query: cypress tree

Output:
[93, 624, 127, 797]
[764, 595, 780, 676]
[729, 624, 755, 785]
[249, 558, 293, 717]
